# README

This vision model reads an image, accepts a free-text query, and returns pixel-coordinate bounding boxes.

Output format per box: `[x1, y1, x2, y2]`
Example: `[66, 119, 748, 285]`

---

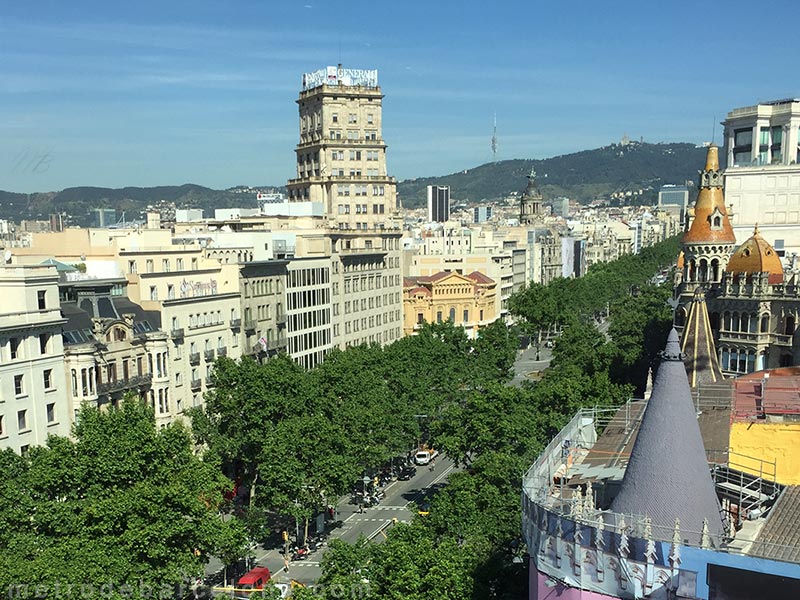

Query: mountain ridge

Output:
[0, 141, 707, 225]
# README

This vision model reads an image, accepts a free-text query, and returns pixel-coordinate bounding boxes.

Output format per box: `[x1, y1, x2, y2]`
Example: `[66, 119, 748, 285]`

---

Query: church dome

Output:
[725, 227, 784, 284]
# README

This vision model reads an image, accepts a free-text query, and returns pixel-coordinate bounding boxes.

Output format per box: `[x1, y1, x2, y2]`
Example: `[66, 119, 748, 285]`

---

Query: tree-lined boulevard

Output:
[0, 236, 680, 599]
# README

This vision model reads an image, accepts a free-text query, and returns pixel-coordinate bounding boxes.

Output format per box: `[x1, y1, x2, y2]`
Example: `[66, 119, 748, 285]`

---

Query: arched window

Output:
[698, 259, 708, 282]
[786, 315, 796, 336]
[749, 313, 757, 333]
[723, 311, 731, 331]
[449, 307, 456, 322]
[721, 347, 730, 370]
[761, 313, 770, 333]
[710, 258, 720, 282]
[741, 313, 750, 333]
[732, 312, 740, 332]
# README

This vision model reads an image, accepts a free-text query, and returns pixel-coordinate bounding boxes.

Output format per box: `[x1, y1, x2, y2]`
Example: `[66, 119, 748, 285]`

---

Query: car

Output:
[237, 566, 271, 595]
[398, 465, 417, 480]
[417, 501, 431, 516]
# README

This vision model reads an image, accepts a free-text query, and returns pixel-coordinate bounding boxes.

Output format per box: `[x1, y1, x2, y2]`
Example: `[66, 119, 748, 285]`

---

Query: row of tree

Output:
[299, 238, 680, 599]
[188, 320, 520, 543]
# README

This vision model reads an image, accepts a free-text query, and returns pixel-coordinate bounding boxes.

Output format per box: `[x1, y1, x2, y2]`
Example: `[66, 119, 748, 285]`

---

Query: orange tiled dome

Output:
[682, 146, 736, 245]
[725, 227, 784, 284]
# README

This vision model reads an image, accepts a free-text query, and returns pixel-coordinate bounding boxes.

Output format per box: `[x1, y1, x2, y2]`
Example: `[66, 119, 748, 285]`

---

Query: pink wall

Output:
[531, 568, 621, 600]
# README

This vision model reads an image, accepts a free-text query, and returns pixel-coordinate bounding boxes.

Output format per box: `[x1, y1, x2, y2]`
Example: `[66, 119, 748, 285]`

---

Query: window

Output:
[0, 415, 3, 436]
[128, 260, 137, 274]
[146, 259, 154, 273]
[17, 410, 26, 431]
[417, 313, 424, 324]
[162, 259, 170, 272]
[46, 403, 56, 423]
[39, 333, 49, 355]
[14, 374, 23, 396]
[43, 369, 53, 389]
[177, 258, 184, 271]
[332, 112, 338, 123]
[437, 311, 443, 323]
[150, 286, 158, 301]
[463, 310, 469, 323]
[37, 290, 46, 310]
[167, 284, 175, 300]
[733, 128, 753, 165]
[348, 113, 357, 123]
[367, 113, 373, 124]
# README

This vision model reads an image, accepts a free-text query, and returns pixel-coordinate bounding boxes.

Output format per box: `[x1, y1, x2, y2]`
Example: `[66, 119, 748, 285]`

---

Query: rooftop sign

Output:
[302, 66, 378, 91]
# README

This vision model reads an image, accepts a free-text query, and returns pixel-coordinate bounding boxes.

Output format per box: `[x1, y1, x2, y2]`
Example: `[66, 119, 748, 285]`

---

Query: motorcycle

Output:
[291, 546, 310, 561]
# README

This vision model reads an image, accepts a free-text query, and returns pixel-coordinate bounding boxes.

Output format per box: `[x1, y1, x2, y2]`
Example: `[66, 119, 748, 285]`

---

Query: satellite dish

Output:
[4, 250, 11, 264]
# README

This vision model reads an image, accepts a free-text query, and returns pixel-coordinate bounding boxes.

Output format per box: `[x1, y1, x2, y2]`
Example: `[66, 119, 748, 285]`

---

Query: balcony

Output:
[189, 352, 201, 365]
[171, 328, 184, 339]
[276, 312, 287, 326]
[190, 378, 202, 391]
[97, 373, 152, 395]
[230, 318, 242, 329]
[204, 350, 215, 362]
[217, 347, 227, 357]
[205, 375, 215, 388]
[271, 337, 287, 349]
[244, 319, 257, 332]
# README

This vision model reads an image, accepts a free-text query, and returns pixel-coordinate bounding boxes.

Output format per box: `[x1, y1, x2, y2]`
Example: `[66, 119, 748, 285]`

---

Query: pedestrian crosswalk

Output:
[341, 517, 411, 523]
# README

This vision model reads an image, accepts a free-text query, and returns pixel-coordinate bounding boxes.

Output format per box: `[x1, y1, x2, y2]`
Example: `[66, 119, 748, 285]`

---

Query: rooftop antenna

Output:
[491, 112, 498, 162]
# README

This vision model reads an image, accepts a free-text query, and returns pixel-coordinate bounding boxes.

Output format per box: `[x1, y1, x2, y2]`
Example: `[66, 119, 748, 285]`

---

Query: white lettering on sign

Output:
[302, 67, 378, 90]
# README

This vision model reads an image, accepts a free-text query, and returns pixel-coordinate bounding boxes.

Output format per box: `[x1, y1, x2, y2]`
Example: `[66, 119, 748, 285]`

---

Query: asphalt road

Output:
[219, 457, 458, 589]
[510, 344, 553, 387]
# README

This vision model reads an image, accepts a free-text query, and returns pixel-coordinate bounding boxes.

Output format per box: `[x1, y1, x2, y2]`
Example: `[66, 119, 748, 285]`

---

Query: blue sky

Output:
[1, 0, 796, 192]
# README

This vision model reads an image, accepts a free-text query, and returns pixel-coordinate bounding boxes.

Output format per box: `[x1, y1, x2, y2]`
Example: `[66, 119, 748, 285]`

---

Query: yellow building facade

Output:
[402, 271, 497, 338]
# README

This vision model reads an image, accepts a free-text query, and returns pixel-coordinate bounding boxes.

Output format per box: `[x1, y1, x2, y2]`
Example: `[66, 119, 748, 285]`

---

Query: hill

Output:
[0, 141, 706, 224]
[397, 141, 707, 208]
[0, 185, 263, 227]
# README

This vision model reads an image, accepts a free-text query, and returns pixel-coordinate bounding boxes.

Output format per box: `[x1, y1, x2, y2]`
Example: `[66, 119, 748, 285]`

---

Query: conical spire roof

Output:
[611, 329, 724, 545]
[682, 145, 736, 245]
[681, 289, 724, 387]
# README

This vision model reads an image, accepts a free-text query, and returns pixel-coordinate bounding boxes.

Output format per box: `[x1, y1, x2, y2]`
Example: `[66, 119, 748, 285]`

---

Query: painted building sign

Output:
[179, 279, 218, 298]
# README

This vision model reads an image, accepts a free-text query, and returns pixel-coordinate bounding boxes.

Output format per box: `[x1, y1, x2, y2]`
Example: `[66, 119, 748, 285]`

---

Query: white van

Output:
[414, 449, 437, 465]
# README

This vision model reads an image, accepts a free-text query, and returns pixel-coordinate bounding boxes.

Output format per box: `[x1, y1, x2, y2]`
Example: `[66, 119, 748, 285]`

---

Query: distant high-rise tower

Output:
[520, 169, 543, 225]
[427, 185, 450, 223]
[491, 113, 497, 162]
[286, 65, 398, 230]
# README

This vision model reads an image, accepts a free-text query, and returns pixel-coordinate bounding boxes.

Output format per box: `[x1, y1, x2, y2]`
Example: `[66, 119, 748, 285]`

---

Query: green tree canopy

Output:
[0, 400, 245, 599]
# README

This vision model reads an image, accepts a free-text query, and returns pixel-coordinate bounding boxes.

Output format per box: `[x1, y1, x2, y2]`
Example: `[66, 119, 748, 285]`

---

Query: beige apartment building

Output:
[0, 265, 70, 452]
[60, 273, 171, 428]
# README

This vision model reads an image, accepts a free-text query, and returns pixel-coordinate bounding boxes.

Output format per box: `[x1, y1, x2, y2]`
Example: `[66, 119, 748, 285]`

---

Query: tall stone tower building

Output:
[287, 65, 399, 231]
[286, 65, 404, 352]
